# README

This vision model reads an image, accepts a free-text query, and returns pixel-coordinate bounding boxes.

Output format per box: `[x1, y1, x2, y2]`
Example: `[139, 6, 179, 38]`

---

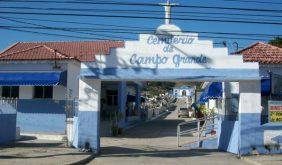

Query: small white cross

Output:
[159, 0, 179, 25]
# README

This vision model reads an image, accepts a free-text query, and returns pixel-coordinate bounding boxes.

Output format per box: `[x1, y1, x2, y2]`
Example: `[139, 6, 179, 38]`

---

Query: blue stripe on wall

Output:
[239, 113, 265, 155]
[217, 120, 239, 154]
[81, 68, 260, 81]
[0, 114, 16, 143]
[17, 100, 66, 133]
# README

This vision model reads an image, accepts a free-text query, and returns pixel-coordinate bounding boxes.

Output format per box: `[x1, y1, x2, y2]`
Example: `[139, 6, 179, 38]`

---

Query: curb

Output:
[68, 153, 96, 165]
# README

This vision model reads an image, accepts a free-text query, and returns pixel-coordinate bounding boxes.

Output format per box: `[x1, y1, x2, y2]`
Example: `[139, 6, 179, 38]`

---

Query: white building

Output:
[173, 85, 195, 98]
[0, 1, 280, 156]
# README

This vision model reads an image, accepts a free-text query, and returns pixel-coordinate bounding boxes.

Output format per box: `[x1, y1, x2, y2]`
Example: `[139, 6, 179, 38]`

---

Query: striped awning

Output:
[0, 71, 66, 86]
[198, 82, 222, 103]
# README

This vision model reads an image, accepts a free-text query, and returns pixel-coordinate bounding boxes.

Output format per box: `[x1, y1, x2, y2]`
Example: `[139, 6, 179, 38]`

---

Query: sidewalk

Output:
[242, 155, 282, 165]
[0, 136, 94, 165]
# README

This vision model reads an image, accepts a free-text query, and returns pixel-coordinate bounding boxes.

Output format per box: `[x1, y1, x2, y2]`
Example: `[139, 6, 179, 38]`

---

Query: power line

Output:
[1, 11, 282, 26]
[0, 25, 271, 41]
[1, 16, 281, 38]
[1, 6, 282, 18]
[1, 16, 154, 30]
[4, 28, 111, 40]
[224, 0, 282, 5]
[0, 17, 136, 40]
[1, 6, 282, 22]
[1, 0, 282, 13]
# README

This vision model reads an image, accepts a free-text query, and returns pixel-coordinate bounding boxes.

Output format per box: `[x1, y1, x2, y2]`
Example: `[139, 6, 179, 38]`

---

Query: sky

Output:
[0, 0, 282, 52]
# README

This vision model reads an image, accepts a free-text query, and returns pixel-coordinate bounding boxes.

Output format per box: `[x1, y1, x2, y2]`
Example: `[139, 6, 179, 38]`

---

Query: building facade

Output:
[1, 9, 280, 155]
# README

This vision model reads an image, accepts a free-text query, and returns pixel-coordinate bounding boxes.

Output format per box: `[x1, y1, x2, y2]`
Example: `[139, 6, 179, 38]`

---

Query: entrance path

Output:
[90, 107, 250, 165]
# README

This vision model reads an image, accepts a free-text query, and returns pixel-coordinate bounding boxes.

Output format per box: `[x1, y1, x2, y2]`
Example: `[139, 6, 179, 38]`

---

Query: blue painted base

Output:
[16, 100, 66, 133]
[184, 137, 218, 149]
[72, 111, 99, 153]
[239, 113, 264, 155]
[17, 113, 66, 133]
[0, 114, 17, 143]
[217, 120, 239, 154]
[201, 138, 218, 149]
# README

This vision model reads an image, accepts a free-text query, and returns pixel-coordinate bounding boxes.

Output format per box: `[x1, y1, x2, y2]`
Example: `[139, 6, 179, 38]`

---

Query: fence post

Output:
[197, 120, 200, 148]
[177, 125, 180, 147]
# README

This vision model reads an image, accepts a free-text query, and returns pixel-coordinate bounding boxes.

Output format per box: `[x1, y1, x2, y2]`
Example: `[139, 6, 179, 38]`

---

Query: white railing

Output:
[177, 115, 218, 147]
[0, 98, 18, 114]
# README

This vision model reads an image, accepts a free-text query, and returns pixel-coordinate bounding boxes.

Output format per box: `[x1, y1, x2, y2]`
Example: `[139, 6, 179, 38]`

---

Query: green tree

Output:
[268, 37, 282, 48]
[142, 82, 175, 97]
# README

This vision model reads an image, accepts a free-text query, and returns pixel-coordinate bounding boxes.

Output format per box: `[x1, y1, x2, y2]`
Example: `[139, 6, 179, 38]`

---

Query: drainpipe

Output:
[268, 70, 272, 100]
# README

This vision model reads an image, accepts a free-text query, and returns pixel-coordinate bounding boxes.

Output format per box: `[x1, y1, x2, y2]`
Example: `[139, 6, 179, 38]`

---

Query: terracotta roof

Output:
[233, 42, 282, 64]
[0, 41, 124, 62]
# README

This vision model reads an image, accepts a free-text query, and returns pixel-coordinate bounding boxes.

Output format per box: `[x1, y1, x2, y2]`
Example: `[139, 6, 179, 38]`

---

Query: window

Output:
[2, 86, 19, 98]
[34, 86, 53, 99]
[231, 94, 239, 113]
[106, 90, 118, 106]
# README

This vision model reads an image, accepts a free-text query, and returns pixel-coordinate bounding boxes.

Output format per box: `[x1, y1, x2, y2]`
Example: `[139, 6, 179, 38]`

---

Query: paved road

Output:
[90, 105, 250, 165]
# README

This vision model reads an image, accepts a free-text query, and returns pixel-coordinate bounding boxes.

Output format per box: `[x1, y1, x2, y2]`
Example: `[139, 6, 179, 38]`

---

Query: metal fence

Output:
[0, 98, 18, 113]
[177, 115, 218, 147]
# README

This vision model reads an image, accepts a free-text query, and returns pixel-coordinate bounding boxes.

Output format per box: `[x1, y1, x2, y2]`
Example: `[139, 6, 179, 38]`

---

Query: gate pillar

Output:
[73, 78, 101, 153]
[118, 81, 127, 126]
[238, 80, 263, 155]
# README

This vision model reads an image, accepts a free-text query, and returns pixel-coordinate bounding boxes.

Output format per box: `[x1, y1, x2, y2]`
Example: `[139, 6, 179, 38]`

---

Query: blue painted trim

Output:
[81, 68, 260, 80]
[16, 100, 66, 133]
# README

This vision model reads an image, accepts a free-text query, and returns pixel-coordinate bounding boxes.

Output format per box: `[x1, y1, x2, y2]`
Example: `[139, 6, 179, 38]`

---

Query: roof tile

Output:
[233, 42, 282, 64]
[0, 41, 124, 62]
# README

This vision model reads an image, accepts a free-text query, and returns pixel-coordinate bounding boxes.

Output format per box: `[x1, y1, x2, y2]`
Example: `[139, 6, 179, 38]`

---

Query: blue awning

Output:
[261, 79, 270, 96]
[0, 72, 66, 86]
[198, 82, 222, 104]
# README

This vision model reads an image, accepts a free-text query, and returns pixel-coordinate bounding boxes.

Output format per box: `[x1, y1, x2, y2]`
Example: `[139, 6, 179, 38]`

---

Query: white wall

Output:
[0, 61, 68, 71]
[19, 86, 33, 99]
[67, 61, 81, 99]
[83, 33, 258, 71]
[53, 86, 67, 100]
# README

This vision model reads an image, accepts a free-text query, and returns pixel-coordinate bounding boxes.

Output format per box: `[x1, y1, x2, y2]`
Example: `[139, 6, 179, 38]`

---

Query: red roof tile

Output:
[233, 42, 282, 64]
[0, 41, 124, 62]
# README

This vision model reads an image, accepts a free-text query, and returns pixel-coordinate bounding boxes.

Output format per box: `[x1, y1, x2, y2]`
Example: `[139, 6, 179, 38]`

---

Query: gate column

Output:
[118, 81, 127, 126]
[238, 80, 263, 155]
[73, 78, 101, 153]
[135, 84, 142, 120]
